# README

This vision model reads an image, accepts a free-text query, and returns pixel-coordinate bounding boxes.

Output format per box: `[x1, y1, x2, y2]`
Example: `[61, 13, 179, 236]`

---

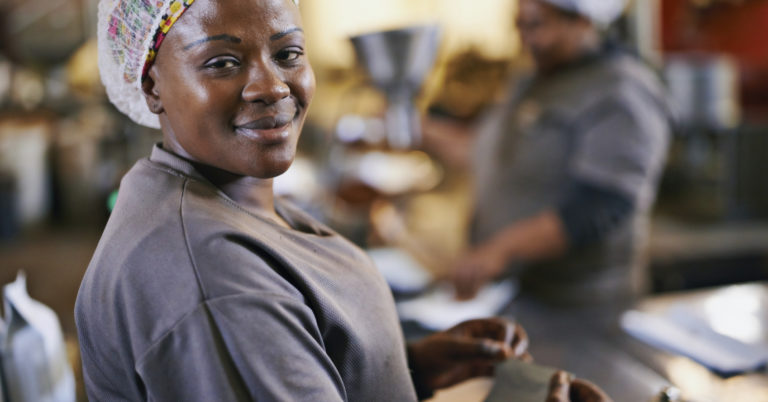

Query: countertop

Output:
[424, 283, 768, 402]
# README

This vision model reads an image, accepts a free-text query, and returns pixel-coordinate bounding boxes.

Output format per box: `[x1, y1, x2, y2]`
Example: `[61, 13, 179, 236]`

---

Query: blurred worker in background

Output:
[452, 0, 673, 305]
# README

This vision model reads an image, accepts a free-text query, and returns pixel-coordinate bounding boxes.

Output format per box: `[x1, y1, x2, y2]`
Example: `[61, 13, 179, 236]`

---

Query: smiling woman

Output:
[144, 0, 314, 181]
[74, 0, 534, 401]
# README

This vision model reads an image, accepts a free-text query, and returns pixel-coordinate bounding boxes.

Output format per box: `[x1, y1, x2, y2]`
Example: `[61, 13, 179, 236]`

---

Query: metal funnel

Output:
[350, 25, 440, 149]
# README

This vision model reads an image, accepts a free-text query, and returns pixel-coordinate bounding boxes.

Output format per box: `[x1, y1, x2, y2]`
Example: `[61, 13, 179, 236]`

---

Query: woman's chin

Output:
[248, 156, 295, 179]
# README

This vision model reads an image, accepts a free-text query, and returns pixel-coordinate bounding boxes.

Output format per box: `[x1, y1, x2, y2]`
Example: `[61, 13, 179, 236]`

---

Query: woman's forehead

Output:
[175, 0, 302, 38]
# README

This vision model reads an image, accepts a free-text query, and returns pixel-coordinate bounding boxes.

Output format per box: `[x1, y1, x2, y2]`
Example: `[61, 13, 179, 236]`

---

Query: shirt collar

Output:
[148, 142, 208, 181]
[147, 143, 332, 236]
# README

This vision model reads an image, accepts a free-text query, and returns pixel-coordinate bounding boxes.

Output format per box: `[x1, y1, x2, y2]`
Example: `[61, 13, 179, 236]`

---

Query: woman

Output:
[76, 0, 606, 400]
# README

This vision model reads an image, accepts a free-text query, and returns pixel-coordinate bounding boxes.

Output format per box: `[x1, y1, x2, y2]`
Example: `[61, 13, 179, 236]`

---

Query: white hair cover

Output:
[539, 0, 628, 26]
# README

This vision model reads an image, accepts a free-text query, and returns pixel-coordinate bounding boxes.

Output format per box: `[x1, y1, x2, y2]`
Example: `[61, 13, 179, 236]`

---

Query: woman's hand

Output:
[547, 371, 613, 402]
[407, 318, 530, 396]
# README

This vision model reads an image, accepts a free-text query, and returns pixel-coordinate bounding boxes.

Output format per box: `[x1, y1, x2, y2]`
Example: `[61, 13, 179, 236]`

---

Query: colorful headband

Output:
[141, 0, 196, 82]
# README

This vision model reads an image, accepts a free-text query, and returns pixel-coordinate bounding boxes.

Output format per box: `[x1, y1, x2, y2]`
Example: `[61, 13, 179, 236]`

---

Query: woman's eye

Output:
[204, 57, 239, 69]
[276, 49, 303, 62]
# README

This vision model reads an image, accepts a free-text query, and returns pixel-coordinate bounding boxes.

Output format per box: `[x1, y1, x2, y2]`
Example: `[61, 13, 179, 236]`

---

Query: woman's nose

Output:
[241, 64, 290, 104]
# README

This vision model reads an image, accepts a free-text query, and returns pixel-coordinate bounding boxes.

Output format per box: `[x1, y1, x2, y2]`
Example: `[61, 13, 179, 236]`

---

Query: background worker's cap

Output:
[539, 0, 628, 26]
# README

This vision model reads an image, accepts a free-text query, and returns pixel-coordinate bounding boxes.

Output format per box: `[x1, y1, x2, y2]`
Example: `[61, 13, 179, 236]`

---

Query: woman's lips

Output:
[234, 114, 294, 144]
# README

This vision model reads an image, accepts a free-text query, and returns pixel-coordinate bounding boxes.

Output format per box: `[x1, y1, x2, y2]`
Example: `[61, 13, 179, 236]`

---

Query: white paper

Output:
[396, 280, 518, 331]
[2, 272, 75, 402]
[367, 247, 433, 293]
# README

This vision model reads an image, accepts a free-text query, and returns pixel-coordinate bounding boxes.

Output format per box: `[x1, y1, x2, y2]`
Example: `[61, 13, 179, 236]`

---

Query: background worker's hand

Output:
[452, 212, 570, 300]
[452, 243, 508, 300]
[547, 371, 613, 402]
[407, 318, 531, 395]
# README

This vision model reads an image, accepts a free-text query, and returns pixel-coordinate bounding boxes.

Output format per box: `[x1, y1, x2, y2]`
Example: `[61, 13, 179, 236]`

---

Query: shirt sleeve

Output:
[135, 293, 346, 402]
[569, 92, 669, 207]
[557, 178, 634, 248]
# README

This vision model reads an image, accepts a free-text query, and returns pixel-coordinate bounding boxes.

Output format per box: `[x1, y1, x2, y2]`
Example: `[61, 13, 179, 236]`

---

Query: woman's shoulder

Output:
[76, 168, 309, 358]
[177, 195, 311, 303]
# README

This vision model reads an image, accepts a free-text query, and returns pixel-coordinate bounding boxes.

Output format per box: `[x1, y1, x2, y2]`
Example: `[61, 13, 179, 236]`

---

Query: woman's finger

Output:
[453, 262, 476, 300]
[447, 337, 509, 361]
[570, 379, 613, 402]
[456, 273, 479, 300]
[511, 323, 529, 358]
[546, 371, 571, 402]
[466, 360, 497, 379]
[447, 318, 531, 360]
[451, 317, 512, 339]
[502, 320, 515, 345]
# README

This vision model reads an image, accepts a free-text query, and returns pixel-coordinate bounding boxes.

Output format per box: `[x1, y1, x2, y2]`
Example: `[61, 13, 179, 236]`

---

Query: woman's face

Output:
[516, 0, 589, 72]
[145, 0, 315, 178]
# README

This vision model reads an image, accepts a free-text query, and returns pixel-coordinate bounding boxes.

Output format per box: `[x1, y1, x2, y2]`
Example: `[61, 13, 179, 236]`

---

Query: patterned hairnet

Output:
[98, 0, 299, 129]
[539, 0, 627, 26]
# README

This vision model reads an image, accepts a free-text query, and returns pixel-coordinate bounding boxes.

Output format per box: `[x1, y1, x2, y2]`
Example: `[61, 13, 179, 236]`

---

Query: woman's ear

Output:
[141, 67, 164, 114]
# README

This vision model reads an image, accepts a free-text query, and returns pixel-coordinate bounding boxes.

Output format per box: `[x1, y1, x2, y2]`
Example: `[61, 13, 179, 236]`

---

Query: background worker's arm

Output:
[452, 180, 633, 299]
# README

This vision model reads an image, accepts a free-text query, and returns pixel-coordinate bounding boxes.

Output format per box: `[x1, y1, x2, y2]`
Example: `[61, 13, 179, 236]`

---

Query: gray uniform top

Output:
[75, 145, 418, 401]
[472, 51, 671, 304]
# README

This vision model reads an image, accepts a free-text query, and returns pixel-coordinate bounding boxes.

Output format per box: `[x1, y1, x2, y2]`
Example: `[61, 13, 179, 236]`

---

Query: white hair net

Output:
[98, 0, 299, 129]
[539, 0, 628, 26]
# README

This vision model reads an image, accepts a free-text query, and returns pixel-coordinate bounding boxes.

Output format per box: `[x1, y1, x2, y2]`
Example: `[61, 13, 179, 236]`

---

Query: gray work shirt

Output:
[75, 145, 418, 401]
[472, 51, 671, 304]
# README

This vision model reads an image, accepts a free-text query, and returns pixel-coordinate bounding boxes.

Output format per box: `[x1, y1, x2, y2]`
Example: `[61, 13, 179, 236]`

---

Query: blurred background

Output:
[1, 0, 768, 401]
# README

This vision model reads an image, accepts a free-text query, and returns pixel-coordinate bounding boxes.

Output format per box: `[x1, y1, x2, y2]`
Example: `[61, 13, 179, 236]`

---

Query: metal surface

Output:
[350, 25, 440, 149]
[665, 54, 741, 130]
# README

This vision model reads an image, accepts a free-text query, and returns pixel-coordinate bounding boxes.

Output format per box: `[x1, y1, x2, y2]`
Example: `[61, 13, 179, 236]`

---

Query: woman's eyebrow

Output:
[183, 34, 242, 51]
[270, 27, 303, 41]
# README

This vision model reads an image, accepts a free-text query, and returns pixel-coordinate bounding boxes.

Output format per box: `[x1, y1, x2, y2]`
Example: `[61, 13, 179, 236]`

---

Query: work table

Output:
[418, 283, 768, 402]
